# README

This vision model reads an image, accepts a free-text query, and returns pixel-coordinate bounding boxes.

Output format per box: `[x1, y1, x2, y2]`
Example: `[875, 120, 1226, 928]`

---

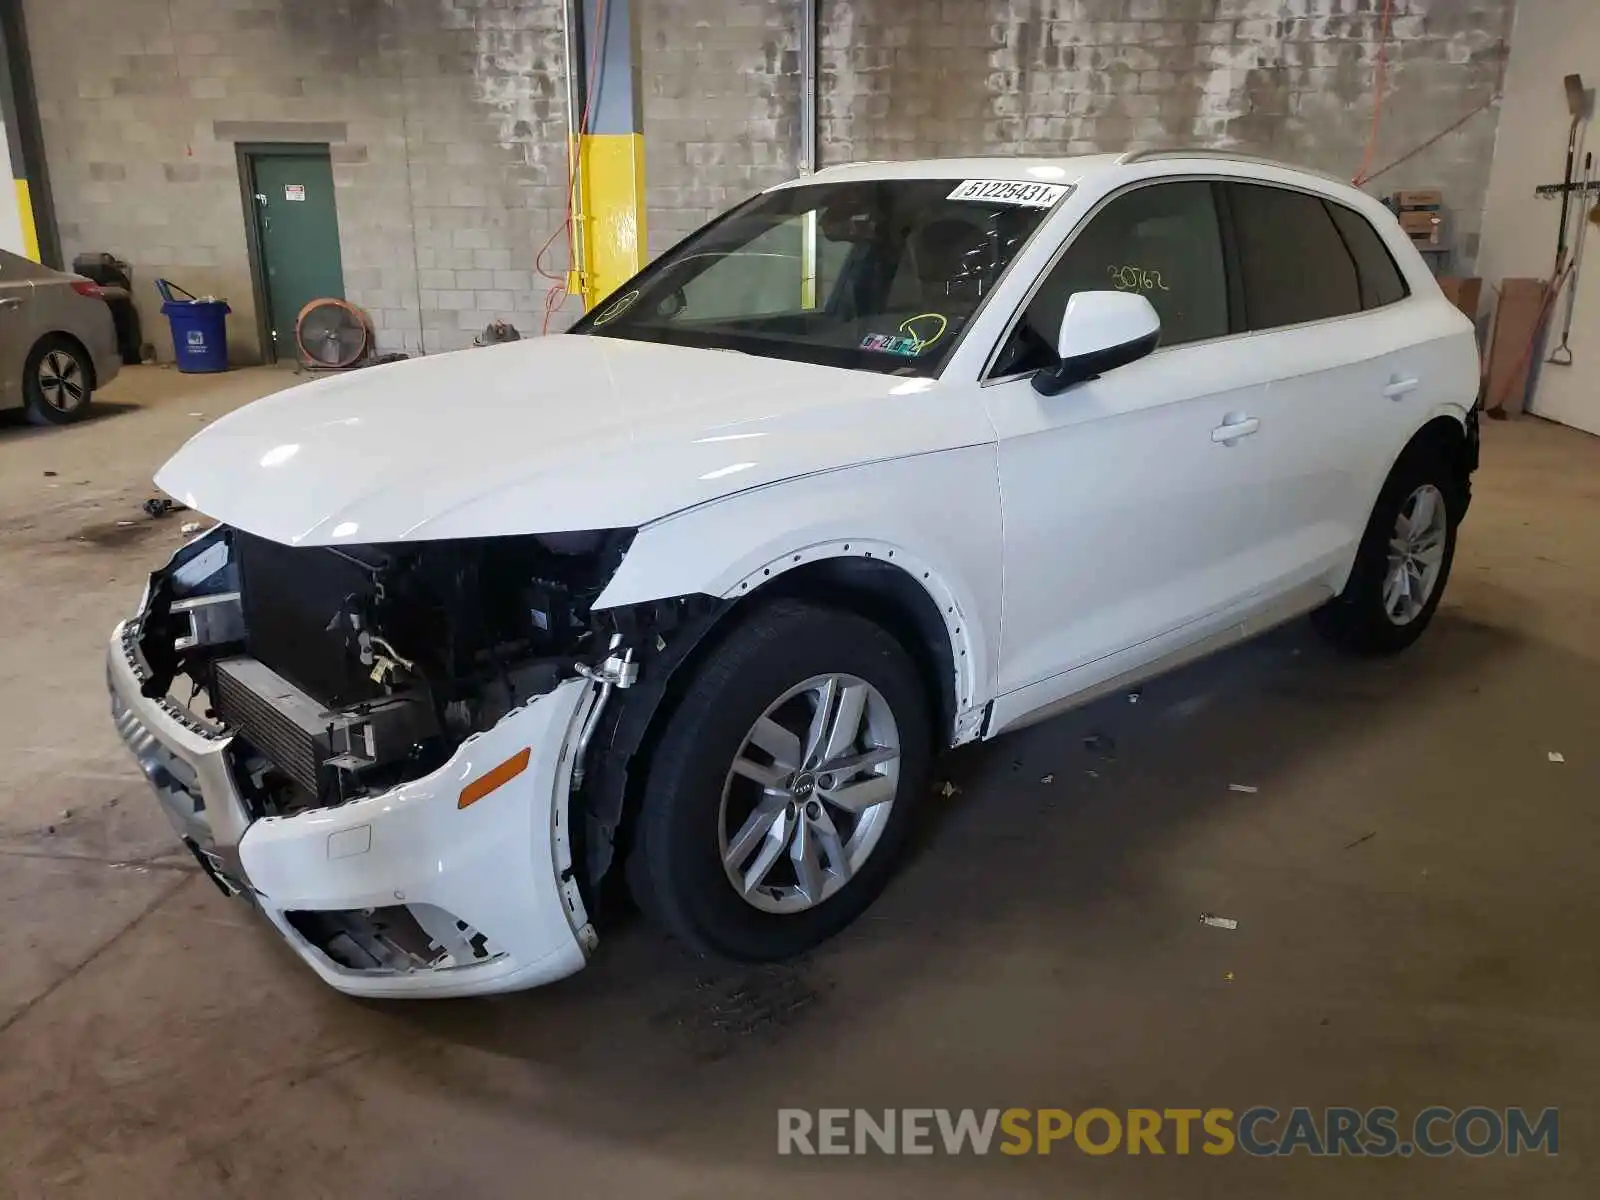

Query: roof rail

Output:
[1116, 147, 1350, 185]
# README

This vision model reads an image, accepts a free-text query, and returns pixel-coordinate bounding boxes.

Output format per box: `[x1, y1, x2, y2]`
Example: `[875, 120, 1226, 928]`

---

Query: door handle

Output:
[1211, 416, 1260, 444]
[0, 297, 22, 310]
[1383, 376, 1420, 400]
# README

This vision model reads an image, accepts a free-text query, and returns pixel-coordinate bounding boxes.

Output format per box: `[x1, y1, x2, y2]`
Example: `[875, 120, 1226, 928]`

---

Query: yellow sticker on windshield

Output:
[899, 312, 949, 352]
[590, 289, 639, 326]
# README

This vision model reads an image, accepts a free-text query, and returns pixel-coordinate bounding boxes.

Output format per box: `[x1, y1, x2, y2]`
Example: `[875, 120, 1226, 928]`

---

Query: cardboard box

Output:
[1399, 210, 1442, 234]
[1485, 278, 1549, 415]
[1399, 209, 1442, 245]
[1438, 276, 1483, 320]
[1395, 188, 1443, 209]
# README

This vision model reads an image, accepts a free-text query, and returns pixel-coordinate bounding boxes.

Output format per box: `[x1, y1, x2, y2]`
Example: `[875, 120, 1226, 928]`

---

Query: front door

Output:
[247, 148, 344, 360]
[982, 180, 1287, 722]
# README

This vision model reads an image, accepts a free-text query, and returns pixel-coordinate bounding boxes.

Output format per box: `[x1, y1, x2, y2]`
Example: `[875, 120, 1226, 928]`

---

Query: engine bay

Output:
[135, 525, 636, 816]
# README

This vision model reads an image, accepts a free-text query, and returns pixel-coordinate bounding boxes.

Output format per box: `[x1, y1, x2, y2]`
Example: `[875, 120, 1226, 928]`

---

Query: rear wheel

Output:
[1313, 441, 1463, 655]
[23, 334, 94, 426]
[627, 600, 932, 960]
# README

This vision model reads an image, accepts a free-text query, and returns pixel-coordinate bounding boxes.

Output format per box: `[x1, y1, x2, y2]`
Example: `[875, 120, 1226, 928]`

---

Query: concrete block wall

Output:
[27, 0, 1515, 365]
[26, 0, 572, 361]
[640, 0, 801, 258]
[821, 0, 1515, 268]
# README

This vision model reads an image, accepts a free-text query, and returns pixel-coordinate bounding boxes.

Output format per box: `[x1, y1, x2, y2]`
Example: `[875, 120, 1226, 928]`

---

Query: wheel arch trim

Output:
[720, 538, 984, 744]
[593, 448, 1003, 746]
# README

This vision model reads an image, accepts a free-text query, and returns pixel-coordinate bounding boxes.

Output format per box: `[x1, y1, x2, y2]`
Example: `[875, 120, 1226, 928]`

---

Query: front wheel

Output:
[1313, 441, 1464, 655]
[627, 600, 932, 961]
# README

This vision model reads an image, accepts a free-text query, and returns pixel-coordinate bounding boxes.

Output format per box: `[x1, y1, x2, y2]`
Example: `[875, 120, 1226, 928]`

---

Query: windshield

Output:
[569, 177, 1070, 376]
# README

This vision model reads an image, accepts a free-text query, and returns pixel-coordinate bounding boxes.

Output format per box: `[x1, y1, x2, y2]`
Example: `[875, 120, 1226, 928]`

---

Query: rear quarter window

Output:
[1224, 182, 1362, 330]
[1325, 201, 1410, 309]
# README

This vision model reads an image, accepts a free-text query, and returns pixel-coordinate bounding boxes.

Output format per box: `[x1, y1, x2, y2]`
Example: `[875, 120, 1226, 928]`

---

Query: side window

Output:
[1325, 201, 1409, 310]
[993, 181, 1228, 377]
[1225, 182, 1361, 329]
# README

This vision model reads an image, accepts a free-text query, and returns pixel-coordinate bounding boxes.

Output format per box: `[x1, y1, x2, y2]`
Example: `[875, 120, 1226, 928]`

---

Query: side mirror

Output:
[1032, 291, 1161, 396]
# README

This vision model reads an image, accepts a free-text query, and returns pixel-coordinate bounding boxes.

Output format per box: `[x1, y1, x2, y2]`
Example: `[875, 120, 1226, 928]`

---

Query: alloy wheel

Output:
[718, 673, 901, 915]
[38, 349, 86, 413]
[1384, 483, 1448, 626]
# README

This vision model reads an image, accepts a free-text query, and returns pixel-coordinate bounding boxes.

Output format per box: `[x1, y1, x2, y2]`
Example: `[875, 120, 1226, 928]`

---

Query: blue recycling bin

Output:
[158, 279, 231, 373]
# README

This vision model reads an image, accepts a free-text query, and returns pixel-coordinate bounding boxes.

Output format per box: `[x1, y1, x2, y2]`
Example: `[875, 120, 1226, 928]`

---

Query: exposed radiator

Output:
[213, 658, 338, 797]
[213, 657, 441, 801]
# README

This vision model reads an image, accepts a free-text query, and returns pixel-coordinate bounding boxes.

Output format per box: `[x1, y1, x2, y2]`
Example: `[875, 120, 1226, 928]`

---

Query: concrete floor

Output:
[0, 366, 1596, 1198]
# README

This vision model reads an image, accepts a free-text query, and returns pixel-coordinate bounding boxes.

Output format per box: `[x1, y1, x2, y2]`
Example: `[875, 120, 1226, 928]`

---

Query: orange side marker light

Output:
[458, 747, 531, 810]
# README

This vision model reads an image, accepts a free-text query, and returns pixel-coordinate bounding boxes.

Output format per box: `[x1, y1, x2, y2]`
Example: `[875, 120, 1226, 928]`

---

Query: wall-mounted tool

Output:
[1548, 151, 1593, 367]
[1552, 74, 1590, 277]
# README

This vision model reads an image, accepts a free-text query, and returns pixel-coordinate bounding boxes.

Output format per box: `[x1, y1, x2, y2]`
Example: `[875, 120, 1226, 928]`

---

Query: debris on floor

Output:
[474, 319, 522, 346]
[359, 351, 410, 369]
[1083, 732, 1117, 758]
[1040, 773, 1055, 785]
[1548, 751, 1566, 763]
[143, 497, 187, 519]
[180, 521, 201, 535]
[43, 470, 57, 477]
[935, 780, 959, 798]
[1344, 830, 1377, 850]
[1228, 783, 1259, 793]
[1086, 768, 1100, 779]
[1224, 971, 1235, 982]
[1127, 687, 1142, 704]
[1199, 913, 1238, 930]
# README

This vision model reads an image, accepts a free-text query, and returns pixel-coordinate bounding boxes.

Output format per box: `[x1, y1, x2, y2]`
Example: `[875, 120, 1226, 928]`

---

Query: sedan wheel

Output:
[629, 600, 931, 961]
[23, 335, 95, 426]
[720, 673, 900, 915]
[38, 348, 87, 414]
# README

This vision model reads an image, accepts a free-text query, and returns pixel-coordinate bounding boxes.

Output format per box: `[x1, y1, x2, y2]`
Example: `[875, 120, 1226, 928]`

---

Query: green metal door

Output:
[249, 150, 344, 359]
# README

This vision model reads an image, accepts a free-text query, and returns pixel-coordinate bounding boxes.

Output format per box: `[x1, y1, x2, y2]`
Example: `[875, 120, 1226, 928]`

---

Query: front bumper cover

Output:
[107, 620, 597, 998]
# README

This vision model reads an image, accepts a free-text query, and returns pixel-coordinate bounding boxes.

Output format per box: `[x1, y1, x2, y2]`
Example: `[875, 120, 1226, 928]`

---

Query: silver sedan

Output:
[0, 248, 120, 426]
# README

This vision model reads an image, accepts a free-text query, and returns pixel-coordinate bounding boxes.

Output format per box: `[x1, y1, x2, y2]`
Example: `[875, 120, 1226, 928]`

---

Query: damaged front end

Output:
[136, 526, 638, 813]
[114, 522, 718, 995]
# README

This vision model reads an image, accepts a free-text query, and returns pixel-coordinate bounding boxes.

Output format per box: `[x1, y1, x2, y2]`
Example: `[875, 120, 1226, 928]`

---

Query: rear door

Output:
[1215, 181, 1420, 594]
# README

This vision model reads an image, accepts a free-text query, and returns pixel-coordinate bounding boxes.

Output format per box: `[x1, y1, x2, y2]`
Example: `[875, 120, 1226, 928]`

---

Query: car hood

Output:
[155, 335, 992, 545]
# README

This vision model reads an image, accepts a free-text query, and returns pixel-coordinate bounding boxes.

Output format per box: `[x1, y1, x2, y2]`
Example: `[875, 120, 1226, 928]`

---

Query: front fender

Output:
[594, 446, 1003, 732]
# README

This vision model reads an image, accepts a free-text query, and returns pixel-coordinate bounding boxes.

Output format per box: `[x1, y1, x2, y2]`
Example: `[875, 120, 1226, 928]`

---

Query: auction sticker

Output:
[947, 179, 1072, 208]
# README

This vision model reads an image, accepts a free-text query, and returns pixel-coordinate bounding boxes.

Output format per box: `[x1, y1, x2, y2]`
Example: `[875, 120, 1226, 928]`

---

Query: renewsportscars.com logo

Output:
[777, 1107, 1559, 1158]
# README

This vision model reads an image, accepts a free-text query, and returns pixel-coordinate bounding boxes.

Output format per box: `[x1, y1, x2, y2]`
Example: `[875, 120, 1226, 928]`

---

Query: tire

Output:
[627, 599, 932, 961]
[23, 334, 95, 426]
[1313, 439, 1464, 656]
